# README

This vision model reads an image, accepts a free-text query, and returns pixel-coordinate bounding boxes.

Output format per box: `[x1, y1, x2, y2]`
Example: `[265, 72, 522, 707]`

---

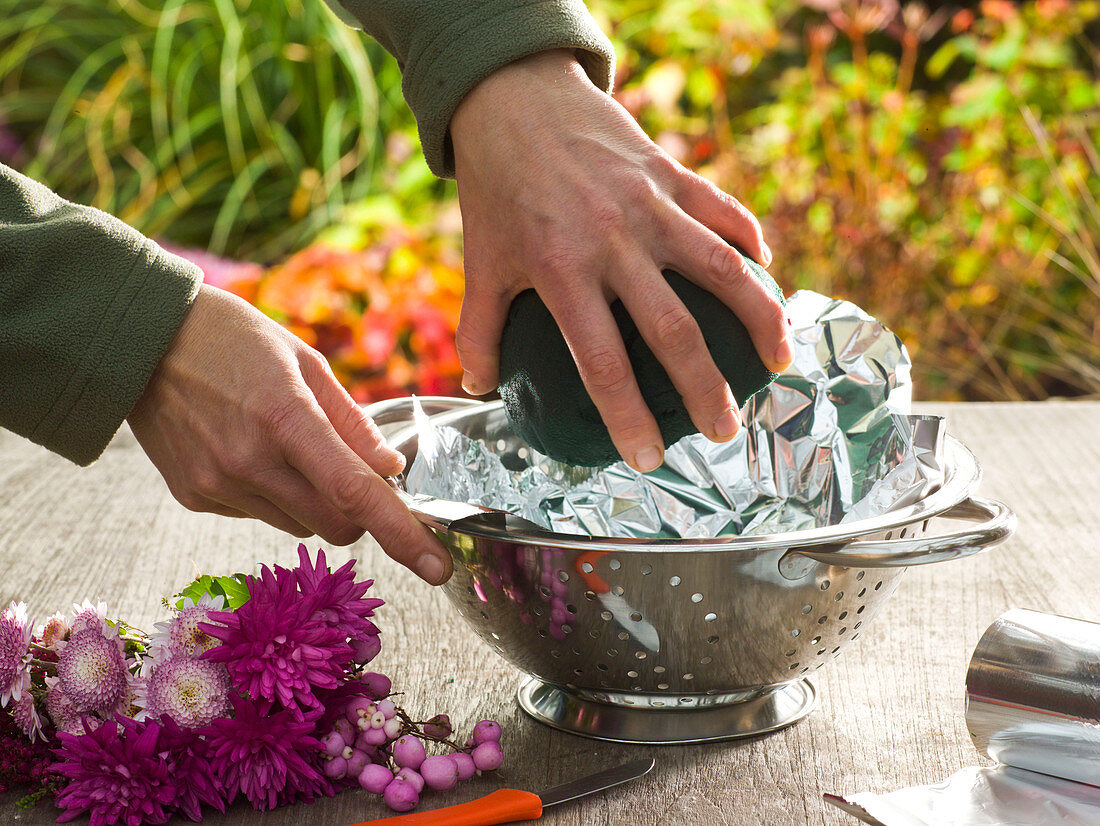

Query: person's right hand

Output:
[126, 284, 452, 585]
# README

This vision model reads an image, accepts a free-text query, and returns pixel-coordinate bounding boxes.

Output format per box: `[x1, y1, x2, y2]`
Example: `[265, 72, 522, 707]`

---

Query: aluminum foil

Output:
[826, 610, 1100, 825]
[406, 290, 944, 539]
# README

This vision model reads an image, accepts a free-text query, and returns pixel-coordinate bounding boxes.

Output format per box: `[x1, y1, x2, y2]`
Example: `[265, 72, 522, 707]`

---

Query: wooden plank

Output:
[0, 401, 1096, 825]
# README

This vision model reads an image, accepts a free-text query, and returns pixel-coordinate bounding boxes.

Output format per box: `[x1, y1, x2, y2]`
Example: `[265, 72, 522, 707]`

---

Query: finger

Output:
[221, 493, 314, 538]
[241, 466, 365, 546]
[540, 285, 666, 473]
[675, 171, 771, 266]
[454, 279, 509, 396]
[660, 206, 791, 372]
[615, 268, 741, 443]
[297, 349, 406, 478]
[275, 404, 452, 584]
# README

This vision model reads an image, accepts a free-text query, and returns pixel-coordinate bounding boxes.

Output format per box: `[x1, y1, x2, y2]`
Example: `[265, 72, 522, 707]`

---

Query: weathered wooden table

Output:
[1, 401, 1097, 825]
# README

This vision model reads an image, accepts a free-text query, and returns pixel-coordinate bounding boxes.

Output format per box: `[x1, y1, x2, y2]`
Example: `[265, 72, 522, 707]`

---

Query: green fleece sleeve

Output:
[0, 163, 201, 465]
[328, 0, 616, 177]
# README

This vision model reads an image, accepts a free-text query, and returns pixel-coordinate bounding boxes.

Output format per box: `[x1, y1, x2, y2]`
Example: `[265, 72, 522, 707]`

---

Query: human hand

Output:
[127, 285, 451, 584]
[450, 50, 791, 473]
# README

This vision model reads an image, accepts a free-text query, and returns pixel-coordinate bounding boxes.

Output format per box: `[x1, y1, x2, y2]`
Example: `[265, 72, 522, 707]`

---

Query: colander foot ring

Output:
[516, 678, 817, 745]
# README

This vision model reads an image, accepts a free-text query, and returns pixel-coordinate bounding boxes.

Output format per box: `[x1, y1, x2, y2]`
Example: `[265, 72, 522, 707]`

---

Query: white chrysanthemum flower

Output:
[144, 656, 231, 728]
[56, 628, 128, 712]
[0, 601, 33, 707]
[38, 612, 69, 649]
[12, 690, 46, 742]
[45, 675, 94, 735]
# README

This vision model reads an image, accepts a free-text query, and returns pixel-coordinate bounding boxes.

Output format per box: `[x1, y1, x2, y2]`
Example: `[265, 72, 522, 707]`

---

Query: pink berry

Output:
[450, 752, 476, 781]
[383, 717, 402, 739]
[383, 777, 419, 813]
[321, 730, 346, 758]
[472, 720, 502, 744]
[392, 735, 426, 770]
[395, 767, 424, 792]
[334, 718, 355, 744]
[423, 713, 452, 739]
[377, 699, 396, 719]
[420, 755, 458, 791]
[360, 726, 388, 748]
[359, 764, 393, 795]
[471, 741, 503, 772]
[323, 756, 348, 779]
[346, 749, 370, 778]
[361, 672, 392, 699]
[353, 634, 382, 664]
[346, 697, 375, 726]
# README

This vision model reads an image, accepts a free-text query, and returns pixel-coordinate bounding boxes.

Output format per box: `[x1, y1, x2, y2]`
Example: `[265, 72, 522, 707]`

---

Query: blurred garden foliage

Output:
[1, 0, 1097, 401]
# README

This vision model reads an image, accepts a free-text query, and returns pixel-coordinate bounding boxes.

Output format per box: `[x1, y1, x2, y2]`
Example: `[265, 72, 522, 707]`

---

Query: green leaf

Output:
[175, 573, 253, 611]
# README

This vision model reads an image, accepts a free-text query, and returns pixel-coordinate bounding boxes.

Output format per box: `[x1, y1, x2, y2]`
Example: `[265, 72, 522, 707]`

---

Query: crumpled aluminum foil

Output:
[407, 290, 944, 538]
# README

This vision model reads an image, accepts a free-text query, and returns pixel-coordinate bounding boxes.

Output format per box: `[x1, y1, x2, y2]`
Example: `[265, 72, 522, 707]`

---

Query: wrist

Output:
[451, 49, 591, 146]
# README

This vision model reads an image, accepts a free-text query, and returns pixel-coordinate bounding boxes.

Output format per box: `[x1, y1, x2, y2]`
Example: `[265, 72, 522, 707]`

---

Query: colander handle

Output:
[787, 496, 1015, 568]
[364, 396, 482, 439]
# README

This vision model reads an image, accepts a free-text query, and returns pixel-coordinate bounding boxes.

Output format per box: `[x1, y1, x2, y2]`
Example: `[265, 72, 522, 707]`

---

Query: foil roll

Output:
[407, 291, 945, 539]
[826, 610, 1100, 825]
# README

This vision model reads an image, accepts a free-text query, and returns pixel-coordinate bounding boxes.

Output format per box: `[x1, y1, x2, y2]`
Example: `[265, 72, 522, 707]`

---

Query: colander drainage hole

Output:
[609, 559, 621, 571]
[789, 629, 800, 638]
[588, 630, 600, 639]
[630, 612, 643, 622]
[704, 612, 718, 623]
[811, 636, 821, 645]
[551, 650, 562, 658]
[539, 586, 551, 597]
[856, 571, 866, 581]
[708, 635, 721, 644]
[817, 649, 826, 656]
[534, 607, 544, 617]
[834, 591, 844, 601]
[597, 663, 608, 671]
[538, 629, 548, 638]
[490, 632, 500, 640]
[669, 576, 682, 587]
[612, 585, 625, 596]
[820, 579, 831, 591]
[838, 611, 848, 620]
[574, 668, 584, 675]
[839, 626, 848, 635]
[854, 621, 863, 630]
[566, 603, 577, 614]
[480, 610, 489, 620]
[654, 666, 666, 673]
[584, 591, 597, 601]
[581, 562, 594, 573]
[657, 683, 669, 690]
[557, 570, 569, 582]
[627, 670, 639, 678]
[641, 564, 653, 575]
[683, 673, 694, 680]
[789, 663, 799, 671]
[785, 649, 796, 657]
[801, 605, 812, 615]
[601, 611, 613, 621]
[618, 631, 629, 641]
[832, 646, 841, 654]
[857, 606, 866, 614]
[607, 648, 619, 656]
[635, 651, 647, 660]
[561, 624, 573, 633]
[875, 581, 883, 590]
[699, 656, 712, 665]
[852, 632, 861, 640]
[858, 588, 867, 598]
[691, 593, 703, 603]
[817, 615, 828, 625]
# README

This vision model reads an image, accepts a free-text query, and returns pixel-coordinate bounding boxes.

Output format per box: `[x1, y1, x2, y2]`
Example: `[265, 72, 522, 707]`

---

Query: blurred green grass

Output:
[1, 0, 1097, 401]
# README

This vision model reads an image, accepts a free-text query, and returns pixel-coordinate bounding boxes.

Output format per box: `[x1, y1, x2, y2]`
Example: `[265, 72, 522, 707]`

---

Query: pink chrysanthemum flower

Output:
[0, 601, 33, 707]
[53, 716, 177, 826]
[68, 600, 107, 635]
[156, 715, 225, 820]
[201, 565, 352, 717]
[39, 612, 69, 649]
[45, 676, 89, 735]
[199, 693, 334, 811]
[144, 594, 227, 676]
[56, 628, 128, 713]
[293, 545, 384, 663]
[143, 656, 230, 729]
[11, 690, 46, 742]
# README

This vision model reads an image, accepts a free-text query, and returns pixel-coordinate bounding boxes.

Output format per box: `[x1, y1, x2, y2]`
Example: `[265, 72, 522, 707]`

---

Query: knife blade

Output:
[345, 757, 655, 826]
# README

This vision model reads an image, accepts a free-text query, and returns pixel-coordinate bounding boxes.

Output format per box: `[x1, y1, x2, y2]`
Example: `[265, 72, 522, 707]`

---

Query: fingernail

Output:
[634, 446, 663, 473]
[713, 408, 740, 440]
[387, 450, 406, 473]
[461, 372, 481, 396]
[415, 553, 446, 585]
[773, 336, 793, 371]
[761, 241, 773, 267]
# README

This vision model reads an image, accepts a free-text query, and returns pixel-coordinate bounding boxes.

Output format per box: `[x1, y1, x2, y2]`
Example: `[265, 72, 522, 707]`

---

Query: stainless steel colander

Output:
[369, 397, 1014, 744]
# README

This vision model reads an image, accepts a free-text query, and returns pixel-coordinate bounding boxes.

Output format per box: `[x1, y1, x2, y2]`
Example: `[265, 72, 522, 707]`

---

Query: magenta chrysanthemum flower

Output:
[156, 715, 225, 820]
[56, 628, 128, 713]
[0, 601, 33, 707]
[201, 565, 352, 717]
[293, 545, 384, 662]
[199, 693, 334, 811]
[53, 716, 178, 826]
[144, 657, 230, 728]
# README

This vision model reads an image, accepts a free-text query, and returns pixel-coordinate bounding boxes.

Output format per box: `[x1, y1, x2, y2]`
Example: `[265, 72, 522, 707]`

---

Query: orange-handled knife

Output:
[345, 758, 655, 826]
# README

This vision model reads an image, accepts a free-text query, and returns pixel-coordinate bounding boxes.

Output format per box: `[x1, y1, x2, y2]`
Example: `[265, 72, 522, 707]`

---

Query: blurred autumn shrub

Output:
[595, 0, 1100, 399]
[2, 0, 1097, 400]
